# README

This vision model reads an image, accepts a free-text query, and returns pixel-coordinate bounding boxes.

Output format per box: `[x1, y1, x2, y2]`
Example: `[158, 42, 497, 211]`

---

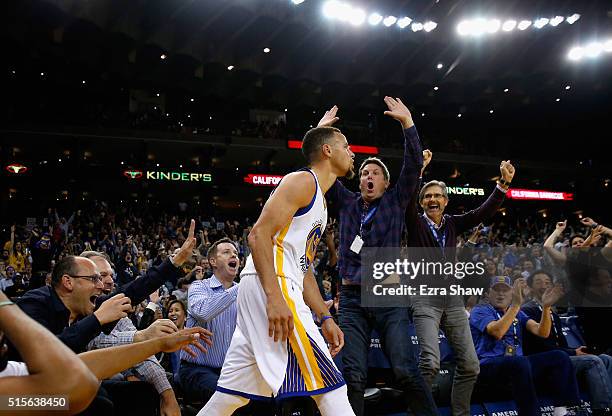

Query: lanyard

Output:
[495, 308, 519, 348]
[359, 203, 378, 237]
[424, 214, 446, 248]
[537, 304, 559, 340]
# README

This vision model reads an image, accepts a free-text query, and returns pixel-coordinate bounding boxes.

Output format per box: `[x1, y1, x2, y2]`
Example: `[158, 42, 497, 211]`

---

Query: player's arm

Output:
[247, 171, 316, 342]
[303, 267, 344, 357]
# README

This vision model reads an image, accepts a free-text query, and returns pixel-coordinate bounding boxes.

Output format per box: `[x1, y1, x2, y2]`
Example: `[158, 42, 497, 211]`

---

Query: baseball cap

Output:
[490, 276, 512, 289]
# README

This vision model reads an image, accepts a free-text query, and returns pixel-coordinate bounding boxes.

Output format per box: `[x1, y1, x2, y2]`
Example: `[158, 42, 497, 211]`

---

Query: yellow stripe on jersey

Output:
[274, 222, 324, 391]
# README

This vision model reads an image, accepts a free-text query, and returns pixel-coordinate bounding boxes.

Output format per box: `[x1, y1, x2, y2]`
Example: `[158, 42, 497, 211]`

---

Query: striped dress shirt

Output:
[181, 275, 239, 368]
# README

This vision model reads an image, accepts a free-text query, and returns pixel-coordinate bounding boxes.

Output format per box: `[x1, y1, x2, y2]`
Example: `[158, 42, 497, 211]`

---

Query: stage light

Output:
[433, 86, 439, 91]
[567, 46, 583, 61]
[566, 14, 580, 24]
[292, 0, 304, 4]
[421, 112, 425, 117]
[489, 109, 494, 114]
[517, 20, 532, 30]
[368, 13, 383, 25]
[549, 16, 564, 27]
[156, 93, 160, 97]
[40, 72, 45, 76]
[604, 40, 612, 52]
[502, 20, 516, 31]
[584, 42, 603, 58]
[323, 1, 341, 19]
[457, 20, 471, 36]
[227, 65, 234, 70]
[82, 80, 86, 85]
[504, 88, 509, 92]
[349, 8, 366, 26]
[565, 85, 571, 90]
[263, 47, 271, 53]
[160, 54, 167, 60]
[423, 21, 437, 32]
[436, 63, 443, 69]
[555, 98, 560, 102]
[486, 19, 501, 33]
[534, 18, 549, 29]
[411, 22, 424, 32]
[397, 17, 412, 29]
[383, 16, 397, 27]
[457, 113, 462, 118]
[190, 98, 194, 102]
[187, 114, 191, 118]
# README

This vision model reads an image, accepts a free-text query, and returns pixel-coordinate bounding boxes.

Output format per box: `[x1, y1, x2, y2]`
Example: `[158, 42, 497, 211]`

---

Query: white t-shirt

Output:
[0, 361, 29, 377]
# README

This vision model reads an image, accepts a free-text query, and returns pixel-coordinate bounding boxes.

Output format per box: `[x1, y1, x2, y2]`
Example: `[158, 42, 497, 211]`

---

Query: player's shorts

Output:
[215, 273, 345, 400]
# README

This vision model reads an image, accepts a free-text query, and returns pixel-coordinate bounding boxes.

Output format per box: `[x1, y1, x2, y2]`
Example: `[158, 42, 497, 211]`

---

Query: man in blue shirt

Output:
[470, 276, 580, 416]
[179, 238, 240, 402]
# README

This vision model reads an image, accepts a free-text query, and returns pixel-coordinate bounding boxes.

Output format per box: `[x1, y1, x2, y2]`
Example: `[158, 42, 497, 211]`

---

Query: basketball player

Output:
[197, 122, 356, 415]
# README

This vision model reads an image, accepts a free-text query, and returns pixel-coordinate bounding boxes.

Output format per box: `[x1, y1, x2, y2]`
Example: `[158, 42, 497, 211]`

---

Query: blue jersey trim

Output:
[294, 168, 318, 217]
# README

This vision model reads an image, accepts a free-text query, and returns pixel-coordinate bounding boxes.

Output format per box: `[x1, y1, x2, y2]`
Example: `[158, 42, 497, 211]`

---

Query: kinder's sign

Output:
[244, 174, 283, 187]
[123, 170, 212, 182]
[507, 188, 573, 201]
[446, 186, 485, 196]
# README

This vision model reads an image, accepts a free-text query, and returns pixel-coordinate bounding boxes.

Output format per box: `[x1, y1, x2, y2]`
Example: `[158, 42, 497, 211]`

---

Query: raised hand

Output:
[580, 217, 597, 227]
[500, 160, 516, 182]
[511, 278, 526, 307]
[94, 294, 132, 325]
[317, 105, 340, 127]
[158, 327, 213, 357]
[383, 96, 414, 129]
[555, 220, 567, 233]
[172, 219, 196, 266]
[422, 149, 432, 170]
[542, 284, 565, 307]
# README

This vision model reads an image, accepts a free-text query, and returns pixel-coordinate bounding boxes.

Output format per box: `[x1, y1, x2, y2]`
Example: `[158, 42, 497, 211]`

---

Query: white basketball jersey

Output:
[241, 168, 327, 291]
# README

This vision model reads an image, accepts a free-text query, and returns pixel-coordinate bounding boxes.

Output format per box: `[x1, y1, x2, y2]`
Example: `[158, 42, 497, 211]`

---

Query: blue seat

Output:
[559, 315, 586, 349]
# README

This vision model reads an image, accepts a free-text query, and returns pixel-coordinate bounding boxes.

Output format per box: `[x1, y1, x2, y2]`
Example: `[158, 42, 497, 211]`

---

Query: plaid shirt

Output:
[88, 317, 172, 394]
[328, 126, 423, 285]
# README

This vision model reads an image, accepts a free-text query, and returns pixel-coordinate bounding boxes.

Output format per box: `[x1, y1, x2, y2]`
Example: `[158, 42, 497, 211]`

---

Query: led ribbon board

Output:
[244, 174, 284, 187]
[123, 170, 212, 182]
[507, 188, 573, 201]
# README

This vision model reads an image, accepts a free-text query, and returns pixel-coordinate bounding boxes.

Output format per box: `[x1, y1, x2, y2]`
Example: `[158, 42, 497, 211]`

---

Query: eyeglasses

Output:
[68, 274, 103, 284]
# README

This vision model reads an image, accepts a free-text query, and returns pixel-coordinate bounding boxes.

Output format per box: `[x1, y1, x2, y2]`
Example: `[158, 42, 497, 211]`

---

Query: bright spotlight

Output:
[292, 0, 305, 4]
[227, 65, 234, 71]
[517, 20, 532, 30]
[383, 16, 397, 27]
[323, 1, 342, 19]
[263, 47, 271, 53]
[369, 13, 383, 26]
[486, 19, 501, 33]
[457, 20, 472, 36]
[471, 18, 489, 36]
[349, 8, 366, 25]
[423, 21, 438, 32]
[411, 22, 424, 32]
[534, 18, 549, 29]
[567, 46, 584, 61]
[584, 42, 603, 58]
[502, 20, 517, 31]
[436, 63, 443, 69]
[566, 14, 580, 24]
[603, 39, 612, 52]
[549, 16, 564, 26]
[397, 17, 412, 29]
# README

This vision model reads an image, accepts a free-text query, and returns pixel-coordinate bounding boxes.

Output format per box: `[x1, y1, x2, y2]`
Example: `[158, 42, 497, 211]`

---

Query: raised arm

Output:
[526, 284, 564, 338]
[247, 172, 315, 343]
[544, 220, 568, 265]
[0, 291, 99, 415]
[382, 97, 423, 208]
[454, 160, 515, 232]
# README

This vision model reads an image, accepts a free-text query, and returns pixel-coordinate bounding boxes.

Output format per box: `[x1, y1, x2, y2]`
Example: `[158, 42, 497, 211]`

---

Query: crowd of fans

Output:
[0, 199, 610, 415]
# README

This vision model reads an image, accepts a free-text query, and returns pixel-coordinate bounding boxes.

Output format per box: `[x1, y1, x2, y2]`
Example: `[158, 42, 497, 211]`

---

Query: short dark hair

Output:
[301, 126, 341, 164]
[167, 299, 187, 317]
[527, 269, 553, 288]
[207, 238, 238, 263]
[51, 256, 81, 287]
[359, 157, 390, 182]
[419, 180, 448, 203]
[569, 234, 585, 247]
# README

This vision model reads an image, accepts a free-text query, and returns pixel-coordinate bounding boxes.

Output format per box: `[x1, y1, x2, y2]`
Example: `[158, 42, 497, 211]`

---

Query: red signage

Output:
[5, 163, 28, 175]
[287, 140, 378, 155]
[244, 174, 284, 187]
[507, 188, 574, 201]
[123, 170, 144, 179]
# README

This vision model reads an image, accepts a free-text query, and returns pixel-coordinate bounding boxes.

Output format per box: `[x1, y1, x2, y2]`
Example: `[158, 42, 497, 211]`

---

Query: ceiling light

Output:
[227, 65, 234, 70]
[397, 17, 412, 29]
[565, 85, 571, 90]
[263, 47, 271, 53]
[423, 21, 438, 32]
[604, 40, 612, 52]
[436, 63, 443, 69]
[292, 0, 305, 4]
[383, 16, 397, 27]
[502, 20, 517, 31]
[549, 16, 564, 27]
[368, 13, 383, 25]
[517, 20, 532, 30]
[411, 22, 424, 32]
[486, 19, 501, 33]
[555, 98, 560, 102]
[433, 86, 439, 91]
[584, 42, 603, 58]
[489, 109, 494, 114]
[534, 18, 549, 29]
[457, 20, 472, 36]
[349, 8, 366, 26]
[323, 1, 342, 19]
[567, 46, 583, 61]
[160, 54, 167, 60]
[566, 14, 580, 24]
[504, 88, 509, 92]
[457, 113, 462, 118]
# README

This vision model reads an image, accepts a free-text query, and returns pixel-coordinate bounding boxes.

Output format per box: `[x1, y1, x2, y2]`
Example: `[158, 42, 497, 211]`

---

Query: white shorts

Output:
[216, 274, 345, 400]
